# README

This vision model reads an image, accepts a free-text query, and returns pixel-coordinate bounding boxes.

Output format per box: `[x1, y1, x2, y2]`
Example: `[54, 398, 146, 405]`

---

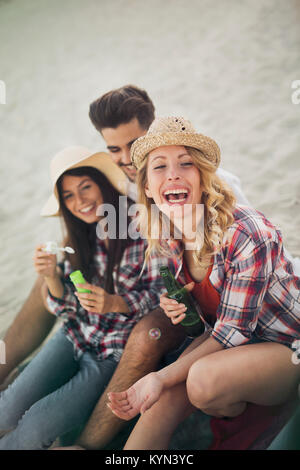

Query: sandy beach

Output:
[0, 0, 299, 341]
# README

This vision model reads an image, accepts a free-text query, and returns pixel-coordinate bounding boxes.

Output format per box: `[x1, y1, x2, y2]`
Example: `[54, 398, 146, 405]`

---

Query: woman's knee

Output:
[186, 359, 217, 410]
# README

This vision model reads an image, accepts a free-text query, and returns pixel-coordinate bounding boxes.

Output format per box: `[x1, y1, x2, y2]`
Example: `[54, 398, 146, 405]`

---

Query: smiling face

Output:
[145, 145, 202, 215]
[61, 174, 103, 224]
[101, 118, 147, 182]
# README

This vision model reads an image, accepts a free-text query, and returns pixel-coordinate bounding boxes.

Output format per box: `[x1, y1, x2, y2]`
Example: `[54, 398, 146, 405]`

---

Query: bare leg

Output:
[75, 308, 185, 449]
[0, 275, 55, 388]
[123, 332, 210, 450]
[124, 383, 194, 450]
[186, 342, 300, 417]
[121, 340, 300, 450]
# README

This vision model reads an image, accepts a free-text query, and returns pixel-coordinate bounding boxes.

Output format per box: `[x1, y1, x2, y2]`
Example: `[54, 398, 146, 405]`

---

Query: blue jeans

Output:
[0, 328, 117, 450]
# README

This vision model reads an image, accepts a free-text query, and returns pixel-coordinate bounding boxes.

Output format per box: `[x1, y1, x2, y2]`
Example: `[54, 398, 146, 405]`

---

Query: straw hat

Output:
[41, 146, 128, 217]
[131, 116, 220, 170]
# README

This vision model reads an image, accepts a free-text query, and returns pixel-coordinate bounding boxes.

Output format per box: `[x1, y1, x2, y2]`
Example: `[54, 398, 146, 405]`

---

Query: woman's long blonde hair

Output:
[136, 146, 236, 267]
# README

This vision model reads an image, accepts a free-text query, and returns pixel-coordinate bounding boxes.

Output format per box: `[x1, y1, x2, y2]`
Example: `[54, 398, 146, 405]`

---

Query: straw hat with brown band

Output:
[130, 116, 221, 171]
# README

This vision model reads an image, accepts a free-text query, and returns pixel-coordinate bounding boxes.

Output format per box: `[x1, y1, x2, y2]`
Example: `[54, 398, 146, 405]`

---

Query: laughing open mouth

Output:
[79, 204, 95, 214]
[163, 188, 189, 203]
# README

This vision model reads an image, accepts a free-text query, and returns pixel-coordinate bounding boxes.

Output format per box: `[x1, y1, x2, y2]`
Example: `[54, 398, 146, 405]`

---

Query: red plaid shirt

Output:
[46, 237, 167, 361]
[173, 206, 300, 349]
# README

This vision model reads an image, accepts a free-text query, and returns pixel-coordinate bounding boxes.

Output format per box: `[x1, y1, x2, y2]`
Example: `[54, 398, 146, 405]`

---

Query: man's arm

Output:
[0, 275, 56, 387]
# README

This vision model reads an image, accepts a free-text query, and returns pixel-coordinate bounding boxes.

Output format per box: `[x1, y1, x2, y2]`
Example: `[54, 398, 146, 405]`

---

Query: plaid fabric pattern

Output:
[46, 237, 167, 361]
[173, 206, 300, 349]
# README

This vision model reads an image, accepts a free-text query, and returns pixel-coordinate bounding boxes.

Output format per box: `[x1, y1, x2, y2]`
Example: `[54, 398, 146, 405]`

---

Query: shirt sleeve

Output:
[114, 240, 165, 321]
[211, 231, 279, 348]
[45, 262, 80, 321]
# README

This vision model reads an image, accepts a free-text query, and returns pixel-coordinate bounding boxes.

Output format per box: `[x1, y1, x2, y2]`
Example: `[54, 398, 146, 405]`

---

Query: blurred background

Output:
[0, 0, 299, 337]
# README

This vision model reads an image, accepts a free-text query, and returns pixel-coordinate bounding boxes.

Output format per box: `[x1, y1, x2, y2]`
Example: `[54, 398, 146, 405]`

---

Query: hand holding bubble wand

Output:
[34, 241, 75, 280]
[42, 241, 75, 255]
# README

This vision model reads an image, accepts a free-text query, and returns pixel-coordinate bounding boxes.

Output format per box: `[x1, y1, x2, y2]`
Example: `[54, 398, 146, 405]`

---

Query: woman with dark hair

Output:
[0, 146, 165, 450]
[56, 165, 131, 294]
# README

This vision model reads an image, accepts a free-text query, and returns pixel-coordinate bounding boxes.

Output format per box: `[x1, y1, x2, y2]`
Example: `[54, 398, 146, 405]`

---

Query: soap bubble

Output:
[148, 328, 161, 340]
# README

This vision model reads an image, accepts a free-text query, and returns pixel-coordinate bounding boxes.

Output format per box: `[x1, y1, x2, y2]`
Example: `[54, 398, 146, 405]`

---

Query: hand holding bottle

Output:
[160, 282, 195, 324]
[70, 270, 130, 315]
[75, 284, 116, 314]
[159, 266, 205, 337]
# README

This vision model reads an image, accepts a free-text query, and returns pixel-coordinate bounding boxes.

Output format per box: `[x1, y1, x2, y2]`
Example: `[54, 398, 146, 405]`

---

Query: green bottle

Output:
[159, 266, 205, 338]
[69, 270, 91, 293]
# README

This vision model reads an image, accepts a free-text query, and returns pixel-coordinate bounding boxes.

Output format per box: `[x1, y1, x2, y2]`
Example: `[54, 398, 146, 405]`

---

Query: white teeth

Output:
[168, 198, 186, 203]
[80, 205, 94, 213]
[163, 188, 188, 196]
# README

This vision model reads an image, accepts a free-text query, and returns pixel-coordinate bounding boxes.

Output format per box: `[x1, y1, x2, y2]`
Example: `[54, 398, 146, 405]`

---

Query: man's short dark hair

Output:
[89, 84, 155, 132]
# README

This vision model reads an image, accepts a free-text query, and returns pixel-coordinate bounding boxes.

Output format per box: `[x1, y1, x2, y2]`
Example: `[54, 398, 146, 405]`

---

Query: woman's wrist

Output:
[44, 273, 64, 299]
[156, 365, 175, 390]
[156, 334, 222, 389]
[44, 272, 60, 283]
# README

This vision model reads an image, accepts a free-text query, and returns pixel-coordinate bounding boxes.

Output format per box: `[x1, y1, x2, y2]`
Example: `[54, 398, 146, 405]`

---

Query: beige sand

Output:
[0, 0, 299, 339]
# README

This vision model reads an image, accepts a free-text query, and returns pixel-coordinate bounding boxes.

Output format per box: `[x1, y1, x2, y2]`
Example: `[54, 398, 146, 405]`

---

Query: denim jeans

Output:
[0, 328, 117, 450]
